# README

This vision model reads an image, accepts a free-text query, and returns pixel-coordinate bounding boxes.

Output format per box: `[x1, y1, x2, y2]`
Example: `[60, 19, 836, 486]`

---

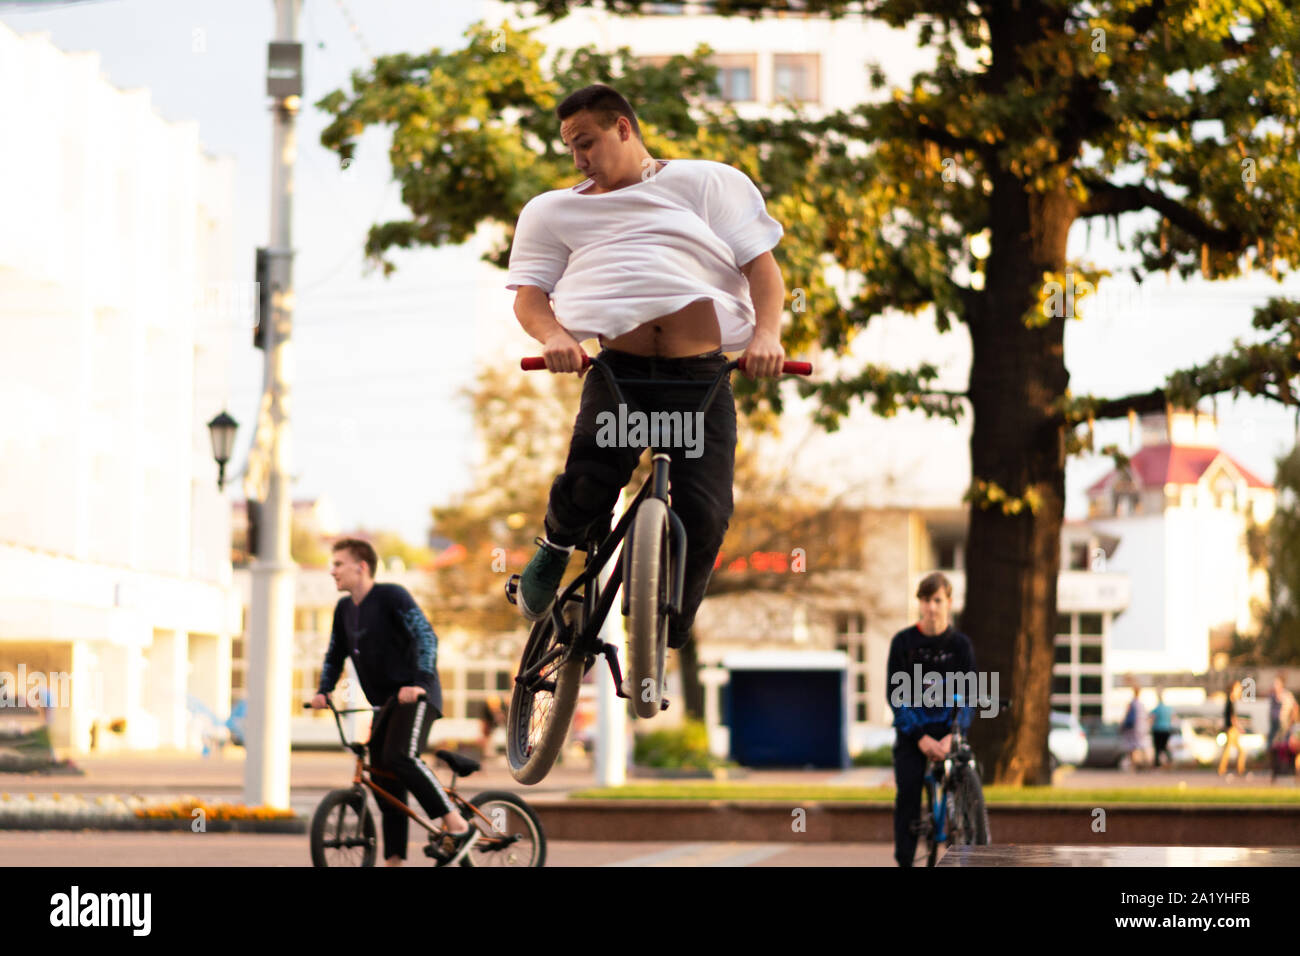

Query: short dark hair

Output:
[916, 571, 952, 601]
[333, 538, 378, 578]
[556, 84, 642, 140]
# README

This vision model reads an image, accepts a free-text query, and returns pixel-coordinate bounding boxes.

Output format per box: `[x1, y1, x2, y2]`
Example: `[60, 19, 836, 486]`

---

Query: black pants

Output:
[1153, 731, 1171, 766]
[368, 696, 455, 860]
[544, 348, 737, 643]
[893, 740, 929, 867]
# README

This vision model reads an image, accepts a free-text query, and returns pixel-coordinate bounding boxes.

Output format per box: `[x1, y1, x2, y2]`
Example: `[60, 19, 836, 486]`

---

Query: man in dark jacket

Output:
[887, 571, 976, 866]
[310, 538, 477, 866]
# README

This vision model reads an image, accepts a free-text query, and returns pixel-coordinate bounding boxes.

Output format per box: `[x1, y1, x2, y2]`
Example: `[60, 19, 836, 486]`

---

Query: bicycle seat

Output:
[436, 750, 481, 777]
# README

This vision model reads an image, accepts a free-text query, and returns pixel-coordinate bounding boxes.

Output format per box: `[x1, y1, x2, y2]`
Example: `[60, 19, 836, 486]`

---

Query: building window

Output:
[1079, 643, 1103, 665]
[1068, 543, 1089, 571]
[1052, 675, 1071, 695]
[773, 53, 819, 103]
[1056, 613, 1072, 636]
[1054, 641, 1071, 665]
[1080, 703, 1102, 720]
[856, 702, 867, 723]
[1079, 613, 1103, 636]
[1079, 675, 1103, 695]
[705, 54, 757, 102]
[935, 541, 960, 570]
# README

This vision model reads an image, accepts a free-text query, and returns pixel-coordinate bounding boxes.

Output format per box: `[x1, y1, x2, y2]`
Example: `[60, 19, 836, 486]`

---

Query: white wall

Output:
[0, 24, 235, 583]
[0, 22, 238, 752]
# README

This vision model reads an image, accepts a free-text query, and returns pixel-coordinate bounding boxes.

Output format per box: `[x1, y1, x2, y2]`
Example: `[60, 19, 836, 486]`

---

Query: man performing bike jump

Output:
[505, 83, 788, 656]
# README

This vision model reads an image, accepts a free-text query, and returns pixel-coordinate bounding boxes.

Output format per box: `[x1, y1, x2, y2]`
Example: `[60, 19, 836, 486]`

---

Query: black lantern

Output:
[207, 410, 239, 491]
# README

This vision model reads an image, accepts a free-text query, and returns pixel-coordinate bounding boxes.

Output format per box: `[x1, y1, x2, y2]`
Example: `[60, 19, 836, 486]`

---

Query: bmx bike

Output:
[503, 352, 812, 785]
[304, 698, 546, 867]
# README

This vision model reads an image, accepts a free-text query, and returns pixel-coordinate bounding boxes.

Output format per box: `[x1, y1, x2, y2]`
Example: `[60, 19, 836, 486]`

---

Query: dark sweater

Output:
[318, 583, 443, 714]
[886, 624, 977, 745]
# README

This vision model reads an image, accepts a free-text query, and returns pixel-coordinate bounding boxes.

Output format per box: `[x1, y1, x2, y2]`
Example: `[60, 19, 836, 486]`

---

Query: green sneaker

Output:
[519, 536, 572, 622]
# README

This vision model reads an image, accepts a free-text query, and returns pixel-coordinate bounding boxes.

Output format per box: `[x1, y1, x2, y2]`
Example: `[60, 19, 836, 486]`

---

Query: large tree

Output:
[319, 0, 1300, 784]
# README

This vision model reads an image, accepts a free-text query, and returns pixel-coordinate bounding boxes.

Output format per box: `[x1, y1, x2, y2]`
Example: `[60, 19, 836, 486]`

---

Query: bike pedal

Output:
[504, 574, 520, 606]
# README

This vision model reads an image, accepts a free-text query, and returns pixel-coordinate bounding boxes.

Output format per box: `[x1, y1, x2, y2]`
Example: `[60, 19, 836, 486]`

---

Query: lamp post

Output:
[206, 411, 239, 491]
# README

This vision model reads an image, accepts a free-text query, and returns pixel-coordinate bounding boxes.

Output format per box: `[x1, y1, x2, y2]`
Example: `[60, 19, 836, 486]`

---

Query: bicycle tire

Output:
[460, 790, 547, 867]
[626, 497, 671, 719]
[920, 778, 940, 867]
[949, 766, 991, 846]
[506, 606, 584, 785]
[309, 788, 376, 867]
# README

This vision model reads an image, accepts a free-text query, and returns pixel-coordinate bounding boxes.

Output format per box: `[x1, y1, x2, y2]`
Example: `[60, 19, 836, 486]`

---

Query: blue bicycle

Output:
[910, 694, 998, 866]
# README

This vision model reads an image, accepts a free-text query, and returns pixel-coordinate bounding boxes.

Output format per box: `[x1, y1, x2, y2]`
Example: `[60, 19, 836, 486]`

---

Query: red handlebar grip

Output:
[737, 357, 813, 375]
[521, 355, 590, 371]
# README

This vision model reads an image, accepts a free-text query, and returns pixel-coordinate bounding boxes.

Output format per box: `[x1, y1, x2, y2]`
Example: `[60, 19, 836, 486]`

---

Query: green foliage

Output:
[633, 720, 724, 770]
[851, 745, 893, 767]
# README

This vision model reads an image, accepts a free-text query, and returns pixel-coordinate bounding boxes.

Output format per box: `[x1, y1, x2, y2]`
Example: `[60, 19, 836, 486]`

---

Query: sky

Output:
[4, 0, 1299, 543]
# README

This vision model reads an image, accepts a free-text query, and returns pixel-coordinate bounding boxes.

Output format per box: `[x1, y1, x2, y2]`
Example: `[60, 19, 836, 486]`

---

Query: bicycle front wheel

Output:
[309, 788, 376, 867]
[949, 767, 991, 846]
[461, 790, 547, 867]
[507, 605, 584, 786]
[626, 497, 671, 719]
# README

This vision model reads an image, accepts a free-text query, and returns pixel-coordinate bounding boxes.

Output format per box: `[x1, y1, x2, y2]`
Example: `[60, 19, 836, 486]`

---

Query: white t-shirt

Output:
[505, 158, 783, 351]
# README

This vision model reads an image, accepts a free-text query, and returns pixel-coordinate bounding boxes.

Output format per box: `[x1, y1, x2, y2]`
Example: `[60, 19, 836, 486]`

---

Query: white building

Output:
[1085, 410, 1274, 717]
[0, 23, 239, 754]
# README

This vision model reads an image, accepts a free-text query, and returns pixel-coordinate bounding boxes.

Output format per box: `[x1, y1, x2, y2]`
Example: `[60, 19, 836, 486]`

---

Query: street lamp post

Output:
[244, 0, 303, 810]
[206, 411, 239, 491]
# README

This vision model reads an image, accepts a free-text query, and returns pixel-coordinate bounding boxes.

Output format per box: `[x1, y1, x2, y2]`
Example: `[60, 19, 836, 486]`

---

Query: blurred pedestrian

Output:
[1271, 680, 1299, 779]
[1120, 680, 1148, 771]
[1269, 673, 1291, 746]
[479, 694, 504, 759]
[1217, 680, 1247, 777]
[1150, 689, 1174, 769]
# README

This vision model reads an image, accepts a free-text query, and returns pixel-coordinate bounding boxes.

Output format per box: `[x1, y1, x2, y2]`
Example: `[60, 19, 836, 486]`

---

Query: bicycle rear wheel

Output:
[506, 604, 584, 785]
[461, 790, 547, 867]
[918, 778, 940, 867]
[309, 788, 376, 867]
[626, 497, 671, 719]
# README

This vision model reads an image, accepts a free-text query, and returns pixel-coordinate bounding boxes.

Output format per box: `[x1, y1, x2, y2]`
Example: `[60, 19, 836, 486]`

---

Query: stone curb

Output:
[0, 815, 306, 833]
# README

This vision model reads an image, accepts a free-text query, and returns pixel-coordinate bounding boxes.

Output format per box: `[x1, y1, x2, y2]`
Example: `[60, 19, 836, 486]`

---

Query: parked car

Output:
[1049, 711, 1088, 769]
[1082, 722, 1128, 767]
[1176, 715, 1267, 765]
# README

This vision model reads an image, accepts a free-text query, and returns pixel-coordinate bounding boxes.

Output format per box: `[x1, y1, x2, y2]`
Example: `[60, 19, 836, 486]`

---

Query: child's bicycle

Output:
[910, 695, 1008, 867]
[504, 352, 812, 785]
[304, 699, 546, 867]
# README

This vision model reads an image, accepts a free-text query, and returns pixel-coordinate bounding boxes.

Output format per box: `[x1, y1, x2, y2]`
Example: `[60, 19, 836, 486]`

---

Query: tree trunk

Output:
[963, 174, 1075, 786]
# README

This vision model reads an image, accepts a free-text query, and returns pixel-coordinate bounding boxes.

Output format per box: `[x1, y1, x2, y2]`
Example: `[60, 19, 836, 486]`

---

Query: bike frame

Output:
[921, 717, 975, 845]
[312, 700, 517, 853]
[513, 355, 743, 704]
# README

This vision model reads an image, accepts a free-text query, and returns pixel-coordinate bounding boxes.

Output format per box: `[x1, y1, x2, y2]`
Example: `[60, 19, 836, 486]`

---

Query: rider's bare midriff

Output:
[597, 297, 722, 357]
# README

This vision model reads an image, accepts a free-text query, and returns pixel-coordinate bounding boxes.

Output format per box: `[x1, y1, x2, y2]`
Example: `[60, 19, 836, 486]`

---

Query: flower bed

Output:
[0, 792, 305, 833]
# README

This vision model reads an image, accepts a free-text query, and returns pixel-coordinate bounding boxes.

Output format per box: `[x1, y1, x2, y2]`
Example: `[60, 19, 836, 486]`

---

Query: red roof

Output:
[1087, 444, 1271, 495]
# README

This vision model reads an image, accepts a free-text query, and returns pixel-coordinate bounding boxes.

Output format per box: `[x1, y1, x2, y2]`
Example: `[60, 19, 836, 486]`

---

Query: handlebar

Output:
[303, 699, 376, 755]
[521, 354, 812, 375]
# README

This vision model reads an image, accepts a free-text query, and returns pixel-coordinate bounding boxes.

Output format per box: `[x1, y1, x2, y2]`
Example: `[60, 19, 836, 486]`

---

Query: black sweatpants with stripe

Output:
[368, 696, 455, 860]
